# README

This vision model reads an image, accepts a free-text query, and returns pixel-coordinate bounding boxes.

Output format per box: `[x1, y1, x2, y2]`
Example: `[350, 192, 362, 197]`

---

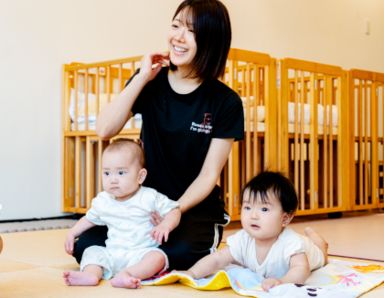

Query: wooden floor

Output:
[0, 212, 383, 298]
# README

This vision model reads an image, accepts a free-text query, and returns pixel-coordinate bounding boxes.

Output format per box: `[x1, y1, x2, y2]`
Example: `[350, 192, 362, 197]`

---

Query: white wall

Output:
[225, 0, 384, 71]
[0, 0, 383, 220]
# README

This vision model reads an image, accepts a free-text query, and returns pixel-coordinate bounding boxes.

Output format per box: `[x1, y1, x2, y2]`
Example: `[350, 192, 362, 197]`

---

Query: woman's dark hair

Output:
[241, 171, 298, 214]
[170, 0, 231, 81]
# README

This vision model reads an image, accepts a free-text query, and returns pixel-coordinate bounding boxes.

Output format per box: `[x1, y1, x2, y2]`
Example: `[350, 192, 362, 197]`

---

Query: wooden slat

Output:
[300, 71, 305, 209]
[358, 79, 363, 205]
[84, 69, 89, 131]
[337, 73, 347, 209]
[85, 137, 93, 209]
[265, 59, 278, 171]
[364, 80, 369, 205]
[309, 73, 318, 210]
[245, 64, 251, 181]
[293, 72, 300, 206]
[279, 60, 289, 174]
[75, 137, 81, 209]
[95, 67, 100, 116]
[62, 138, 75, 211]
[74, 71, 79, 131]
[371, 81, 378, 206]
[327, 77, 333, 208]
[322, 78, 328, 208]
[62, 69, 71, 132]
[97, 139, 103, 194]
[253, 65, 259, 174]
[62, 68, 70, 211]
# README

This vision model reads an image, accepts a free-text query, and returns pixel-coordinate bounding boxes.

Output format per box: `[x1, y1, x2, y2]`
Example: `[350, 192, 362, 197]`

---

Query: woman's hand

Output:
[150, 211, 164, 226]
[96, 51, 169, 139]
[138, 52, 170, 83]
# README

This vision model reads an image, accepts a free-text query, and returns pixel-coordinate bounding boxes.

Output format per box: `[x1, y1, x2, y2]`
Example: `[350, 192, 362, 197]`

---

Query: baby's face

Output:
[101, 150, 143, 201]
[240, 189, 291, 243]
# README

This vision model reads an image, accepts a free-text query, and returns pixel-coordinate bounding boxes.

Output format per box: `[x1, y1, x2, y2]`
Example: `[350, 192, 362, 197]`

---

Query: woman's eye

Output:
[171, 24, 178, 29]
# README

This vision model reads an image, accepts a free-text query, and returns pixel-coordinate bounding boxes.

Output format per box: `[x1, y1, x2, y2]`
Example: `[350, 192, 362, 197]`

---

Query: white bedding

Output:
[242, 101, 338, 127]
[241, 97, 338, 133]
[69, 89, 142, 131]
[68, 91, 338, 134]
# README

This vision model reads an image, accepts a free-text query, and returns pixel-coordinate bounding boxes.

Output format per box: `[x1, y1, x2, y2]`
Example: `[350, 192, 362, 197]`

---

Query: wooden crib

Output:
[223, 49, 277, 220]
[62, 56, 143, 213]
[61, 49, 276, 219]
[278, 58, 349, 215]
[62, 50, 383, 219]
[348, 69, 384, 210]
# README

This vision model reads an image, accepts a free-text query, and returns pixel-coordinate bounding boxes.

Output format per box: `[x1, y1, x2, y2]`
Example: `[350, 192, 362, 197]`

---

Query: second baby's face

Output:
[101, 150, 143, 201]
[240, 189, 290, 244]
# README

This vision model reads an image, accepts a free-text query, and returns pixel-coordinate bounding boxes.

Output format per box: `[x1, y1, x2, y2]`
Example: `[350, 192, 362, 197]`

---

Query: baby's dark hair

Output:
[241, 171, 298, 214]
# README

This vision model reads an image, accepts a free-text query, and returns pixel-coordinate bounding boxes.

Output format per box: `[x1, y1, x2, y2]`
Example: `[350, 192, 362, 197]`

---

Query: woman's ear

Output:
[282, 212, 294, 227]
[138, 168, 147, 184]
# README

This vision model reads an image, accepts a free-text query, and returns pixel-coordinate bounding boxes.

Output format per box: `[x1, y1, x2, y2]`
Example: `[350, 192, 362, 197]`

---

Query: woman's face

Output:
[168, 8, 197, 73]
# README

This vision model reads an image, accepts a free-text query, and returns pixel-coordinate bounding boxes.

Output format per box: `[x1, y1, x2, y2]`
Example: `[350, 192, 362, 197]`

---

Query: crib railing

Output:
[278, 58, 349, 215]
[62, 49, 384, 218]
[223, 49, 277, 220]
[62, 56, 142, 213]
[348, 69, 384, 210]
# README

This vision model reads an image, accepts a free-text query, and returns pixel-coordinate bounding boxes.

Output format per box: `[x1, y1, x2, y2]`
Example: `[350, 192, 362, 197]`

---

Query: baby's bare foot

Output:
[110, 271, 141, 289]
[304, 227, 329, 263]
[63, 271, 99, 286]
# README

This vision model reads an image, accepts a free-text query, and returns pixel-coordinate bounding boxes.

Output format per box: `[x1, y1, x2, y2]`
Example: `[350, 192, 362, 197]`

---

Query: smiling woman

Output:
[74, 0, 244, 272]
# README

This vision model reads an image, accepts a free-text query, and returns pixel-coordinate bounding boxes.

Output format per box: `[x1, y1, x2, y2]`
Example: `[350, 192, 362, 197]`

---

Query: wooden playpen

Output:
[62, 56, 142, 214]
[62, 49, 384, 220]
[348, 69, 384, 210]
[278, 58, 349, 215]
[61, 49, 276, 219]
[222, 49, 277, 220]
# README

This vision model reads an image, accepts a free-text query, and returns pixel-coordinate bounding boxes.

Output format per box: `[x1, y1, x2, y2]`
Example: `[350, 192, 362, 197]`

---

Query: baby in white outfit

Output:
[178, 171, 328, 292]
[63, 139, 180, 288]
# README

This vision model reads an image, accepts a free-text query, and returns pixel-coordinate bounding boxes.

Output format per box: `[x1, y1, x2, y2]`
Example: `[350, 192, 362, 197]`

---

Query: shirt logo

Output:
[190, 113, 213, 134]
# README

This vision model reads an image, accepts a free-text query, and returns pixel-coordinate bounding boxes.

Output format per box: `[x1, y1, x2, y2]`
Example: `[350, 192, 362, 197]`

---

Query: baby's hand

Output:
[262, 277, 282, 291]
[64, 232, 75, 255]
[150, 223, 170, 244]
